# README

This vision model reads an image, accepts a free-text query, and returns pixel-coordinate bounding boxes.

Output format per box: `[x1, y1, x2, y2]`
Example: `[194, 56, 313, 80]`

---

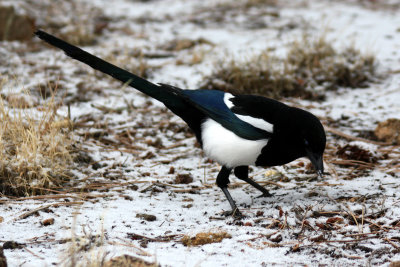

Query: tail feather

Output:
[35, 30, 208, 143]
[34, 30, 178, 103]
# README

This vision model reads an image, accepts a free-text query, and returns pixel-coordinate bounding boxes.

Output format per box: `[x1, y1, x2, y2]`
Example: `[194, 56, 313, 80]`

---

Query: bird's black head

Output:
[292, 108, 326, 177]
[250, 97, 326, 174]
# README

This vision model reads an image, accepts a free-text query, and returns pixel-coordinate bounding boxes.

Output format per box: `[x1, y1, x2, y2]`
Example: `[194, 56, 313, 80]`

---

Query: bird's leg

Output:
[234, 166, 272, 198]
[216, 166, 243, 218]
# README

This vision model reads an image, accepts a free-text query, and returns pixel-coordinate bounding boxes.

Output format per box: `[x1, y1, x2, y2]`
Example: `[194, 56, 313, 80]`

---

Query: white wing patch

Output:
[201, 119, 268, 168]
[223, 93, 274, 134]
[235, 114, 273, 133]
[223, 93, 235, 108]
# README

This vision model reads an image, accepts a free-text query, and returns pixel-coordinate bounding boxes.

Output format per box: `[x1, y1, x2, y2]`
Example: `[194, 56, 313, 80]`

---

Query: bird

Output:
[35, 30, 326, 217]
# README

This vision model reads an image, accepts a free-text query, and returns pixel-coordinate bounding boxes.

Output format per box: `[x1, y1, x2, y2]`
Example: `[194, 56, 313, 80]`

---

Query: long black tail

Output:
[35, 30, 206, 142]
[34, 30, 179, 103]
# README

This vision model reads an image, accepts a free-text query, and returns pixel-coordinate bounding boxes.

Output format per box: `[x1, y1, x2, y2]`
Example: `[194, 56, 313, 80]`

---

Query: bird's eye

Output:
[304, 139, 309, 146]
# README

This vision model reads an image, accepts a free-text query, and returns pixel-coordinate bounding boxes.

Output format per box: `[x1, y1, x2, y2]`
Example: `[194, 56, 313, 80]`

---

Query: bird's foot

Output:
[221, 208, 245, 219]
[256, 192, 273, 198]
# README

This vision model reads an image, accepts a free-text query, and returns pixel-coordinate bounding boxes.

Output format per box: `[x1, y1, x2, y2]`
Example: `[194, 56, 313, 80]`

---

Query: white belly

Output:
[201, 119, 269, 168]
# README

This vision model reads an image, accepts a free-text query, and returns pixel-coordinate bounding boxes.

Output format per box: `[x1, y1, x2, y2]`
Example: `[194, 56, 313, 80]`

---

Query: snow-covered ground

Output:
[1, 0, 400, 266]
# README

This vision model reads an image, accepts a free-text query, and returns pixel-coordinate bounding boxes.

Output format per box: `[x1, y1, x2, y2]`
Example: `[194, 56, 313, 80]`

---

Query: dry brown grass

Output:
[201, 35, 377, 100]
[63, 235, 106, 267]
[346, 0, 400, 10]
[27, 0, 108, 46]
[0, 86, 75, 196]
[62, 218, 158, 267]
[103, 255, 159, 267]
[287, 36, 376, 91]
[188, 0, 278, 28]
[216, 0, 278, 11]
[201, 53, 307, 99]
[65, 252, 158, 267]
[181, 231, 232, 246]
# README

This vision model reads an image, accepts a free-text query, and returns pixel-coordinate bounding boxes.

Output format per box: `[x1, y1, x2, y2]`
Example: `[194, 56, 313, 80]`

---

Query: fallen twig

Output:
[1, 193, 112, 203]
[343, 232, 380, 238]
[127, 233, 182, 243]
[324, 126, 391, 146]
[313, 236, 377, 244]
[329, 159, 374, 169]
[315, 182, 344, 186]
[384, 238, 400, 251]
[14, 201, 83, 221]
[24, 247, 45, 260]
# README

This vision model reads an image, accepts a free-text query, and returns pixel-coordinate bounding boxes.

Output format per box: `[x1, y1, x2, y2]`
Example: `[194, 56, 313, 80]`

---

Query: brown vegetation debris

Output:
[288, 39, 376, 90]
[310, 234, 326, 242]
[0, 246, 6, 267]
[374, 119, 400, 145]
[201, 35, 377, 100]
[161, 38, 214, 51]
[269, 233, 282, 243]
[168, 166, 175, 174]
[104, 255, 159, 267]
[174, 174, 193, 184]
[141, 151, 156, 160]
[136, 213, 157, 222]
[188, 0, 278, 28]
[3, 93, 38, 109]
[37, 1, 107, 46]
[201, 54, 314, 99]
[41, 218, 55, 226]
[390, 219, 400, 227]
[352, 0, 400, 10]
[181, 231, 231, 246]
[0, 5, 35, 41]
[326, 217, 344, 224]
[219, 0, 278, 10]
[2, 241, 23, 250]
[0, 94, 75, 196]
[336, 144, 378, 163]
[30, 80, 63, 100]
[145, 137, 163, 149]
[315, 222, 334, 231]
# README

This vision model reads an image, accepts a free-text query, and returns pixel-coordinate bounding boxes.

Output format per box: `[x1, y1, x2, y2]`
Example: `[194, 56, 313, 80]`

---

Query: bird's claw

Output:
[221, 208, 245, 219]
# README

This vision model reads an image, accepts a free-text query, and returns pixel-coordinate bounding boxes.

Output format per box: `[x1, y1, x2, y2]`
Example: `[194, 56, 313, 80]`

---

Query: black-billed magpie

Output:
[35, 30, 326, 217]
